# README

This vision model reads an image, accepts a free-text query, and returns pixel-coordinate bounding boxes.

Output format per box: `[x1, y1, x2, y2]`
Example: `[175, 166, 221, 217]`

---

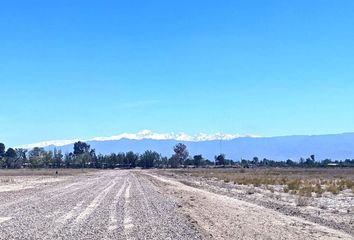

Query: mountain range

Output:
[20, 130, 354, 161]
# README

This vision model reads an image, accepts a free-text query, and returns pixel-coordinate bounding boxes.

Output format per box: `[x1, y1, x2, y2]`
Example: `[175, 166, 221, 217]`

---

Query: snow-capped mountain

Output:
[19, 131, 354, 161]
[19, 130, 258, 149]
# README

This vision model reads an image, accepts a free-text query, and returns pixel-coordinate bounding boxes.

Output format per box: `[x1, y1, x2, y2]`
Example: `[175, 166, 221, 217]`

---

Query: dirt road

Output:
[0, 170, 352, 239]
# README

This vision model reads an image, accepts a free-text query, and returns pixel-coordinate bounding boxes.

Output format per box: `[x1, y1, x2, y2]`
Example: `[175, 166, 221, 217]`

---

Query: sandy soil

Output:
[146, 172, 353, 240]
[157, 170, 354, 236]
[0, 170, 353, 239]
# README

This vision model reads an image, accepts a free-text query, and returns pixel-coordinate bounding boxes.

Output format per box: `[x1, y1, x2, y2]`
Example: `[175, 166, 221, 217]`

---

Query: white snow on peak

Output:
[19, 139, 80, 149]
[18, 130, 259, 149]
[91, 130, 258, 142]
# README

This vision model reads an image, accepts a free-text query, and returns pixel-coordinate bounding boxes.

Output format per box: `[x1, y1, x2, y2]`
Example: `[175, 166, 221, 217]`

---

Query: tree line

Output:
[1, 141, 354, 169]
[0, 142, 202, 169]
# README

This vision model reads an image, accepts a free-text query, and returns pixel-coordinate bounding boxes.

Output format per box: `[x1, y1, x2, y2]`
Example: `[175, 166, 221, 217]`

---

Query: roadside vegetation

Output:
[0, 142, 191, 169]
[1, 141, 354, 170]
[171, 168, 354, 197]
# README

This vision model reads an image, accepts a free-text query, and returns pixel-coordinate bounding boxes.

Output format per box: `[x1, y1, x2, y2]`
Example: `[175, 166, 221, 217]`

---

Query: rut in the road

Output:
[108, 178, 127, 231]
[0, 171, 205, 240]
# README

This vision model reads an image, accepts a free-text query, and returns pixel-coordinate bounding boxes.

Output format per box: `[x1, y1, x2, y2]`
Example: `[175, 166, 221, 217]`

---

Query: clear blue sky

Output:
[1, 0, 354, 147]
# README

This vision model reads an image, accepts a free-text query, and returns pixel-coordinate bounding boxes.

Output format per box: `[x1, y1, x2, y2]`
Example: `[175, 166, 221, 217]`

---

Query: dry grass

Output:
[169, 168, 354, 197]
[326, 184, 340, 195]
[0, 177, 15, 183]
[296, 196, 311, 207]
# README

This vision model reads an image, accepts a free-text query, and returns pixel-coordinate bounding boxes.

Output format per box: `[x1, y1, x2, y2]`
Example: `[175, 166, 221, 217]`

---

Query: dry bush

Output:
[287, 179, 302, 191]
[337, 179, 354, 191]
[298, 186, 313, 197]
[169, 168, 354, 197]
[314, 183, 324, 196]
[266, 185, 275, 193]
[252, 178, 262, 187]
[296, 196, 311, 207]
[0, 178, 15, 183]
[326, 184, 340, 195]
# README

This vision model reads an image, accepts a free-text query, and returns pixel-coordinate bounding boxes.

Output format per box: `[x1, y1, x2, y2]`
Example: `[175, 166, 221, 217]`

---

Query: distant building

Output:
[327, 163, 339, 167]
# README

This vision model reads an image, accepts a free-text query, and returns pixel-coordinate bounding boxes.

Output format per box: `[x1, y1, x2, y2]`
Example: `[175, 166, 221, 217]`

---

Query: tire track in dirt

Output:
[126, 172, 205, 240]
[0, 170, 204, 240]
[123, 178, 134, 239]
[74, 177, 118, 223]
[48, 173, 128, 240]
[108, 178, 127, 232]
[0, 175, 103, 215]
[56, 201, 84, 224]
[0, 172, 119, 240]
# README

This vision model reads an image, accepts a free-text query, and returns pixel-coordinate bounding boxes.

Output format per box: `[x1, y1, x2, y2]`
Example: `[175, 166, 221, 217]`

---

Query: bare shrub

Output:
[299, 186, 313, 197]
[314, 183, 324, 197]
[170, 168, 354, 197]
[296, 196, 311, 207]
[0, 178, 15, 183]
[326, 184, 340, 195]
[287, 179, 302, 191]
[266, 185, 275, 193]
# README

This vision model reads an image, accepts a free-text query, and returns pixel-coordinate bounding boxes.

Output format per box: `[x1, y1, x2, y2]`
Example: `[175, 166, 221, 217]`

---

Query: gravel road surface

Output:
[0, 171, 203, 240]
[0, 170, 352, 240]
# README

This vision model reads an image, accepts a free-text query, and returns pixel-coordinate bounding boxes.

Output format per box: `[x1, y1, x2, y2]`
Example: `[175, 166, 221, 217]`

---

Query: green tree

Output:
[73, 141, 90, 155]
[252, 157, 259, 165]
[53, 148, 63, 168]
[73, 142, 92, 168]
[299, 157, 305, 166]
[14, 148, 27, 168]
[89, 149, 97, 168]
[305, 156, 315, 167]
[29, 147, 46, 168]
[0, 143, 5, 168]
[155, 156, 168, 168]
[171, 143, 189, 168]
[0, 143, 5, 158]
[286, 159, 294, 166]
[42, 150, 53, 168]
[117, 153, 126, 165]
[126, 151, 139, 168]
[193, 155, 203, 167]
[215, 154, 225, 166]
[5, 148, 17, 168]
[139, 150, 160, 168]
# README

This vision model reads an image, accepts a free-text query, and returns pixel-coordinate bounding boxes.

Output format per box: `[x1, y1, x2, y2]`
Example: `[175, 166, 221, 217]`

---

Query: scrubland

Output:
[161, 168, 354, 237]
[0, 168, 353, 239]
